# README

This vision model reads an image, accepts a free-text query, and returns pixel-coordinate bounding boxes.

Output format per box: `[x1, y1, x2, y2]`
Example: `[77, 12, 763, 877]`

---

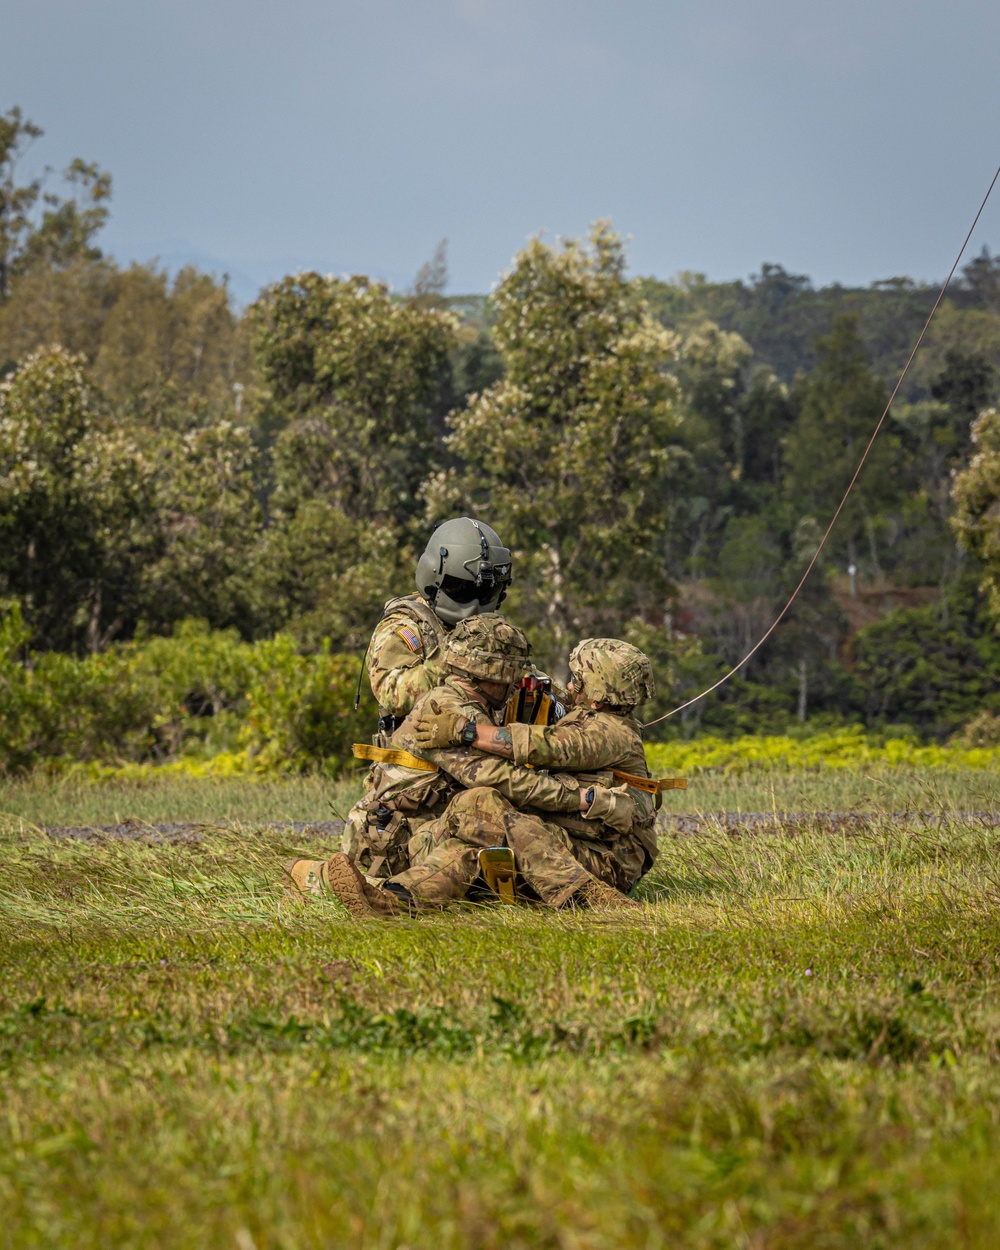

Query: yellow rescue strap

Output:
[612, 770, 688, 794]
[352, 743, 437, 772]
[611, 769, 688, 810]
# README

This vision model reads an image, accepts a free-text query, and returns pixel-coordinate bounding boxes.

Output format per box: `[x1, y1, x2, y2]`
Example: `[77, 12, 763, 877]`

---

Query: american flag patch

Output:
[397, 626, 422, 653]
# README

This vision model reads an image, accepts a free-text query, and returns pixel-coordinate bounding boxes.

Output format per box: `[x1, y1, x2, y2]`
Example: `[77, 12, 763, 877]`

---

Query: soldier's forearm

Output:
[472, 724, 513, 758]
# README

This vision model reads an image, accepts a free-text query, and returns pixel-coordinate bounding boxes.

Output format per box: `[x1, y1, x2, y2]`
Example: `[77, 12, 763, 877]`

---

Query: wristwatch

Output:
[584, 787, 595, 808]
[460, 721, 477, 747]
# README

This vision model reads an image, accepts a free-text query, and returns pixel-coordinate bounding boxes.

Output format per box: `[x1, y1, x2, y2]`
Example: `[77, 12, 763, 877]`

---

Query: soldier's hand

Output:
[582, 783, 636, 834]
[412, 702, 468, 749]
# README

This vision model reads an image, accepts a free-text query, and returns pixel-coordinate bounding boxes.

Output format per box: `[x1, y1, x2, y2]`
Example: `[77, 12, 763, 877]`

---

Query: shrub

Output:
[242, 636, 364, 772]
[0, 605, 368, 774]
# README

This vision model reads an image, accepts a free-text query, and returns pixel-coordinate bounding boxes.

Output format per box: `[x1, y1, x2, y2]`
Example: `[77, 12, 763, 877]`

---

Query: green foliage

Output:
[4, 101, 1000, 746]
[952, 408, 1000, 622]
[646, 726, 1000, 774]
[0, 608, 368, 775]
[249, 271, 456, 520]
[0, 346, 152, 650]
[242, 635, 367, 772]
[246, 272, 458, 645]
[783, 313, 898, 572]
[428, 222, 684, 666]
[138, 420, 262, 633]
[91, 263, 250, 419]
[0, 261, 251, 420]
[851, 576, 1000, 736]
[250, 501, 411, 650]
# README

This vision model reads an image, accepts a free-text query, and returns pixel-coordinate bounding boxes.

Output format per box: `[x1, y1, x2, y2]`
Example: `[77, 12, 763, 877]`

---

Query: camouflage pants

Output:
[391, 786, 622, 908]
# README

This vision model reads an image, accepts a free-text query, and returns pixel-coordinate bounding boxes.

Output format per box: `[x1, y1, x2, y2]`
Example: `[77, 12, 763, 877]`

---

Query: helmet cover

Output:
[443, 613, 531, 689]
[415, 517, 512, 625]
[567, 638, 656, 708]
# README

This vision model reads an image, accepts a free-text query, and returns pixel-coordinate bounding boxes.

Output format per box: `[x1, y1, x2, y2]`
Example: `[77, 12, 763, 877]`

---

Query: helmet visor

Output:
[440, 572, 508, 606]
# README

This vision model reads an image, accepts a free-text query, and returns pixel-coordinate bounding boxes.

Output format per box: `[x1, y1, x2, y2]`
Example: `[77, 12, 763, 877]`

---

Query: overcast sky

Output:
[4, 0, 1000, 303]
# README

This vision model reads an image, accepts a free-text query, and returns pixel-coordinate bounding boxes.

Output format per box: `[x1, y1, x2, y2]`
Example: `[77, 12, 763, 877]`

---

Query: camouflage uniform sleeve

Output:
[393, 684, 581, 813]
[427, 748, 582, 812]
[367, 612, 439, 715]
[508, 710, 634, 772]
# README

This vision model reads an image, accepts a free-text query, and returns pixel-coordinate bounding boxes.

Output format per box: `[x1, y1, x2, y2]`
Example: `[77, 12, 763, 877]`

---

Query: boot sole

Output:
[325, 853, 392, 919]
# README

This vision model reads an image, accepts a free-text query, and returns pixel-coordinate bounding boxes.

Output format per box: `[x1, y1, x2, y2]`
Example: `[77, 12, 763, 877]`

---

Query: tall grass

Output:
[2, 759, 997, 831]
[3, 770, 1000, 1245]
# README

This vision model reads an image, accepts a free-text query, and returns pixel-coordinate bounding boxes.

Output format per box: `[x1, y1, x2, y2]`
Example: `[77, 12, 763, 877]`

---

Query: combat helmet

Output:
[568, 639, 656, 709]
[415, 517, 512, 626]
[443, 613, 530, 698]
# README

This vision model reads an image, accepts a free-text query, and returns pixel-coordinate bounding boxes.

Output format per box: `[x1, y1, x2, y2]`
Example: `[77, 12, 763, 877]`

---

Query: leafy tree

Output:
[0, 261, 250, 420]
[667, 321, 752, 573]
[851, 575, 1000, 736]
[782, 313, 899, 577]
[0, 106, 110, 300]
[17, 158, 110, 275]
[0, 346, 151, 650]
[425, 222, 684, 666]
[94, 264, 249, 420]
[958, 246, 1000, 315]
[138, 421, 262, 634]
[247, 273, 456, 646]
[249, 273, 456, 514]
[0, 106, 42, 299]
[411, 238, 448, 304]
[952, 408, 1000, 622]
[250, 502, 411, 650]
[0, 257, 119, 373]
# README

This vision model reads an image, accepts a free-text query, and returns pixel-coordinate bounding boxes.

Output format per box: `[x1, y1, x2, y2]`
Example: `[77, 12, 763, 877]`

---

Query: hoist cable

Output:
[641, 159, 1000, 729]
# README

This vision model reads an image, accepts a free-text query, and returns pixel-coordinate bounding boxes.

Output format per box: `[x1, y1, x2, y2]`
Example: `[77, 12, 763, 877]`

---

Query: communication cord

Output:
[641, 160, 1000, 730]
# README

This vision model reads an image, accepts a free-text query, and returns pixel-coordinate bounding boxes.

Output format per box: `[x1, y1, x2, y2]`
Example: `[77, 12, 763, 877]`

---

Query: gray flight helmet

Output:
[415, 517, 513, 626]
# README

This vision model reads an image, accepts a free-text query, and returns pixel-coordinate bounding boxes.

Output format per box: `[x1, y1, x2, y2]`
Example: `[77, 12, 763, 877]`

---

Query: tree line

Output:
[2, 104, 1000, 744]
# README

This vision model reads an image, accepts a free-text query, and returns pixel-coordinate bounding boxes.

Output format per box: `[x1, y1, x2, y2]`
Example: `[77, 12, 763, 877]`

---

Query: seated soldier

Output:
[284, 616, 637, 915]
[411, 637, 659, 896]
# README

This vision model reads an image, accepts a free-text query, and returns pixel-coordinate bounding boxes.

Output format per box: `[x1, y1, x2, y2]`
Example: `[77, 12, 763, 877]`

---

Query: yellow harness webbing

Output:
[352, 743, 437, 772]
[611, 770, 688, 794]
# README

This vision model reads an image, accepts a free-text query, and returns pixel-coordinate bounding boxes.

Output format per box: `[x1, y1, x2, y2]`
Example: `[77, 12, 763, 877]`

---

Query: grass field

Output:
[3, 762, 1000, 1247]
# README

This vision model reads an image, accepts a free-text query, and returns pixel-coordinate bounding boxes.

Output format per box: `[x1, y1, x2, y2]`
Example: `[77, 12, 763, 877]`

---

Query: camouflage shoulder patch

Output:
[397, 625, 422, 653]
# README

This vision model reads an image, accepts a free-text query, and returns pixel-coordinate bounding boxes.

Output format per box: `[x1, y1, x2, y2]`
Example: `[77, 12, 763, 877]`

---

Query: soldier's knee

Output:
[503, 813, 567, 854]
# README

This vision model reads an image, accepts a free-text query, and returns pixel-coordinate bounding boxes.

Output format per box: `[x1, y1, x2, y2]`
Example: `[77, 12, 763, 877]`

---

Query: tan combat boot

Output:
[574, 876, 642, 910]
[283, 858, 330, 900]
[323, 852, 405, 919]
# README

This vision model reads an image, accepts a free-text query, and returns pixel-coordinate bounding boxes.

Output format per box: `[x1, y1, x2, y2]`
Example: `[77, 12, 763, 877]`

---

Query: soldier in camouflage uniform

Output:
[285, 617, 638, 915]
[366, 517, 512, 732]
[410, 637, 659, 896]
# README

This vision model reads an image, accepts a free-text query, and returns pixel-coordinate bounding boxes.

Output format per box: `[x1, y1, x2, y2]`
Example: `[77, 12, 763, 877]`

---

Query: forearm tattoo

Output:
[478, 724, 514, 757]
